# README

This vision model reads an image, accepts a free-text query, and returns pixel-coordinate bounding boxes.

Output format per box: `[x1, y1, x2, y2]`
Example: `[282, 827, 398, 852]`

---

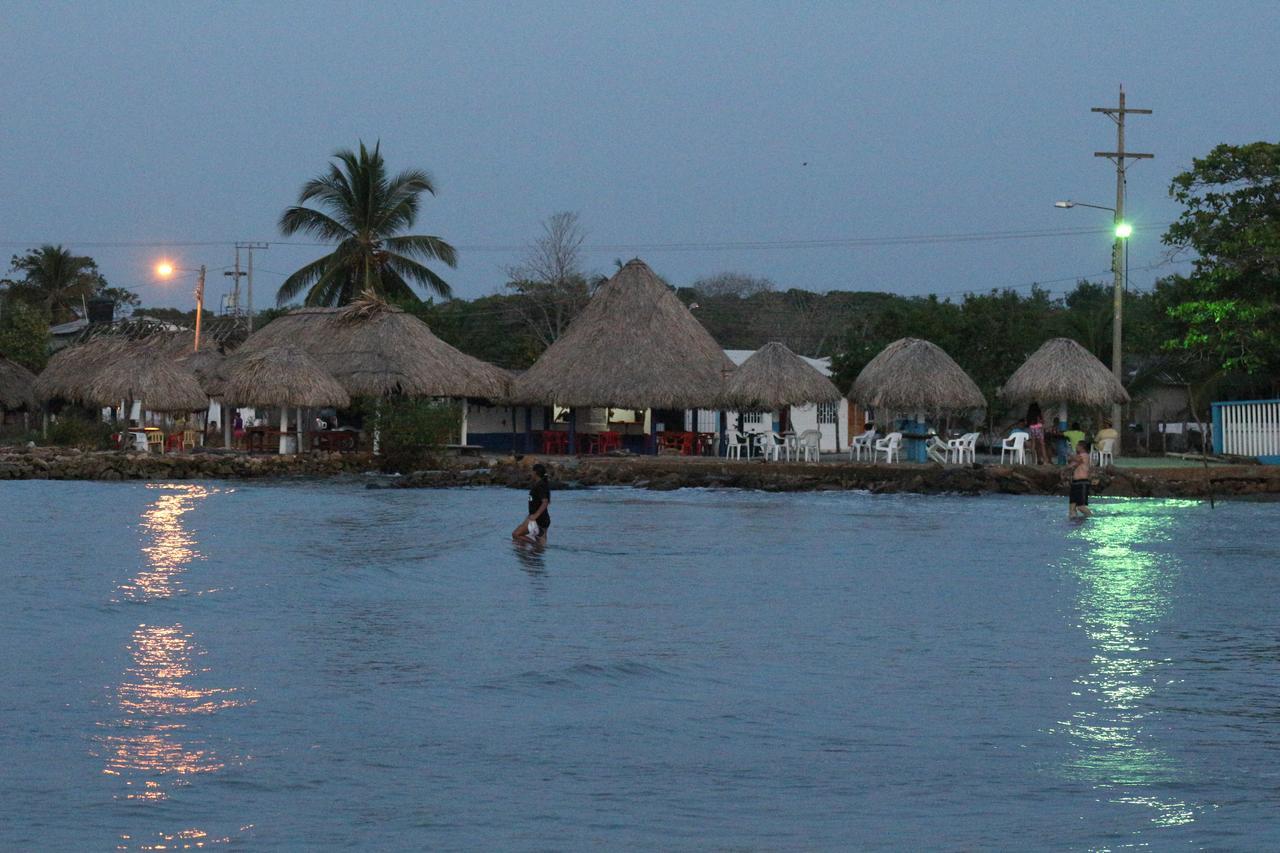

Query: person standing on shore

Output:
[1067, 440, 1093, 519]
[512, 463, 551, 544]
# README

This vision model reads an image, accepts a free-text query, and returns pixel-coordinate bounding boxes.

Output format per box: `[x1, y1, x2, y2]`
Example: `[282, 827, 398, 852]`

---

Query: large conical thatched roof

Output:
[81, 343, 208, 412]
[219, 343, 350, 408]
[511, 258, 734, 408]
[0, 357, 37, 410]
[848, 337, 986, 415]
[1000, 337, 1130, 407]
[35, 337, 130, 404]
[721, 342, 841, 410]
[239, 296, 509, 400]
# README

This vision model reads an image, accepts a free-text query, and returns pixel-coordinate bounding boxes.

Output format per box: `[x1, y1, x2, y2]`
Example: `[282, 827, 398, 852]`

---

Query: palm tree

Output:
[6, 245, 104, 324]
[277, 142, 457, 307]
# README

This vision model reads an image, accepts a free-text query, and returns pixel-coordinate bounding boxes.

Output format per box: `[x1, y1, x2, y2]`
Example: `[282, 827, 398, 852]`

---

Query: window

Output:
[742, 411, 765, 425]
[817, 402, 838, 424]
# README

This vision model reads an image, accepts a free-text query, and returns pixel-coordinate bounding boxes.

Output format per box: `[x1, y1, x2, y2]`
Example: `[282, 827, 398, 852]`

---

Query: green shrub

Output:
[377, 398, 461, 472]
[47, 415, 116, 449]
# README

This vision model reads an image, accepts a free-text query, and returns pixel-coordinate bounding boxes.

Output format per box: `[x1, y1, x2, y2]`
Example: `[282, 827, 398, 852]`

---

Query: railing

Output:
[1213, 399, 1280, 460]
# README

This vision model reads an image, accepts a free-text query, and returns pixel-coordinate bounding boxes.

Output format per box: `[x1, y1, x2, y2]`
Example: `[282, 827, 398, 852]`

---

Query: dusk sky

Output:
[2, 2, 1276, 311]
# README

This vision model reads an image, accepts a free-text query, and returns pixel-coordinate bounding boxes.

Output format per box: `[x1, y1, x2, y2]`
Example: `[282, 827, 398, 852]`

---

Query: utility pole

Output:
[224, 245, 246, 320]
[238, 241, 269, 332]
[193, 265, 207, 352]
[1092, 85, 1151, 438]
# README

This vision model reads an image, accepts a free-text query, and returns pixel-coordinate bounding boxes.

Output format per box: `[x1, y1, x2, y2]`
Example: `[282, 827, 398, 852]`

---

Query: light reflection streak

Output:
[98, 484, 248, 849]
[1058, 498, 1201, 830]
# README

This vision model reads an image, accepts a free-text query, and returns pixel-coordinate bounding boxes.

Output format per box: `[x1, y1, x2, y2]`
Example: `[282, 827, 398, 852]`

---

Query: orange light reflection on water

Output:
[99, 484, 248, 849]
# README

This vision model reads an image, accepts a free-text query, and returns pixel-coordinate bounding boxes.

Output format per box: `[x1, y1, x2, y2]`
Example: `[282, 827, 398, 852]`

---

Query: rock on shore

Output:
[391, 456, 1280, 500]
[0, 446, 375, 481]
[1, 447, 1274, 500]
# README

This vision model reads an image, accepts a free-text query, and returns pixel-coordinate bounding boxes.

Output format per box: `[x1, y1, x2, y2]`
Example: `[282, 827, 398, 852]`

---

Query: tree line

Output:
[2, 140, 1275, 407]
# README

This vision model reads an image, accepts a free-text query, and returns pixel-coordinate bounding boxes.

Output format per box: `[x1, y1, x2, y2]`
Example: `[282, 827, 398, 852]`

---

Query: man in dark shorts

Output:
[1067, 440, 1093, 519]
[512, 463, 551, 544]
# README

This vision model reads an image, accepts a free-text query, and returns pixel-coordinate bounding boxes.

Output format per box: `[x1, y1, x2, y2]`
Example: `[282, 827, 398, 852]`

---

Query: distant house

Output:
[686, 349, 853, 453]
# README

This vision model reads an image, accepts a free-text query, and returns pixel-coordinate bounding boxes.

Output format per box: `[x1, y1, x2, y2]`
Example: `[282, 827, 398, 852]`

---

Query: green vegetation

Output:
[276, 141, 457, 307]
[377, 397, 461, 472]
[0, 300, 52, 371]
[1159, 141, 1280, 376]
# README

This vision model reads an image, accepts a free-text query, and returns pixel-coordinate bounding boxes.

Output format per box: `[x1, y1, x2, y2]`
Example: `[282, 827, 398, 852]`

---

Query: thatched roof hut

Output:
[848, 337, 986, 415]
[219, 344, 350, 409]
[511, 258, 734, 408]
[35, 337, 130, 404]
[81, 344, 208, 412]
[1000, 337, 1130, 407]
[239, 296, 509, 400]
[177, 347, 229, 397]
[0, 357, 37, 410]
[721, 342, 841, 410]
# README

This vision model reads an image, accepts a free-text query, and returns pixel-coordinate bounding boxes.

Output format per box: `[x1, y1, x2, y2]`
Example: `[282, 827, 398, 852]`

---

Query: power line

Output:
[0, 223, 1167, 254]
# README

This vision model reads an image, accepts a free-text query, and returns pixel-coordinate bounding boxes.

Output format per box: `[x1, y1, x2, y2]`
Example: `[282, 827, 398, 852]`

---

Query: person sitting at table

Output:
[1093, 421, 1120, 455]
[1062, 422, 1086, 451]
[205, 420, 220, 447]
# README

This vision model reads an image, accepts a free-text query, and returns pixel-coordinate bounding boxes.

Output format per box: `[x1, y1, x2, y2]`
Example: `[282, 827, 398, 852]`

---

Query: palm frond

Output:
[384, 235, 458, 268]
[279, 206, 352, 241]
[383, 250, 452, 298]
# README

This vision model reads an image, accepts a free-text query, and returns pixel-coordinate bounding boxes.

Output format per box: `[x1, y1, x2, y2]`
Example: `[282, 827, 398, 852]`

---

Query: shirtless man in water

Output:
[1067, 440, 1093, 519]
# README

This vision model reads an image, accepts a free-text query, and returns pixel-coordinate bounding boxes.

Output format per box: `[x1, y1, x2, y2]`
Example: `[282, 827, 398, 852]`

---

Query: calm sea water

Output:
[1, 480, 1278, 850]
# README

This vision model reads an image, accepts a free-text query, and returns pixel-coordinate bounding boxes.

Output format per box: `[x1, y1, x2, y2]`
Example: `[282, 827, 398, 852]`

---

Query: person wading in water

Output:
[512, 463, 551, 544]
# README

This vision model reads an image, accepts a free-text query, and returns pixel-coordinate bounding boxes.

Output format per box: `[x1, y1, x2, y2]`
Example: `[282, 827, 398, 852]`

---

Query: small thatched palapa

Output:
[721, 342, 841, 410]
[82, 343, 208, 412]
[219, 344, 350, 409]
[35, 338, 132, 404]
[1000, 337, 1130, 407]
[849, 337, 985, 415]
[0, 356, 38, 410]
[512, 259, 734, 408]
[239, 295, 509, 400]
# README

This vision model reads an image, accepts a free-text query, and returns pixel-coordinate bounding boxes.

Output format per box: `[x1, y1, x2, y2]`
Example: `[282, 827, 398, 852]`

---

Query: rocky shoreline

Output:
[3, 446, 1271, 500]
[393, 456, 1279, 500]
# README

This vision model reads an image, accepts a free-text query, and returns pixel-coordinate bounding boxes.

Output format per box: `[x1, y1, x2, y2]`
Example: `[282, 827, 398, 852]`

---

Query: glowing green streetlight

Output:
[1114, 221, 1133, 239]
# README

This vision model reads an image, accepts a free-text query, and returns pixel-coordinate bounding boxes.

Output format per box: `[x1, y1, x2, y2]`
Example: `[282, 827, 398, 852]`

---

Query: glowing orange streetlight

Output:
[154, 260, 206, 352]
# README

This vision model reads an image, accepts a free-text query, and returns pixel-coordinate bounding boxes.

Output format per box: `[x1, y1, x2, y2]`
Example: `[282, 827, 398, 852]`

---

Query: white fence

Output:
[1215, 400, 1280, 458]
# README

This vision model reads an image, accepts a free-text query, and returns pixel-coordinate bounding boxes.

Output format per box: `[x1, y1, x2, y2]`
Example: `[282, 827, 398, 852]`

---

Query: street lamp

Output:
[1054, 200, 1132, 432]
[154, 260, 207, 352]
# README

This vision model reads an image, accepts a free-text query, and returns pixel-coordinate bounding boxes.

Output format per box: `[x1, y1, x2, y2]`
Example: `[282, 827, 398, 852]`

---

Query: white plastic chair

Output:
[1093, 438, 1116, 466]
[755, 431, 785, 461]
[797, 429, 822, 462]
[1000, 431, 1028, 465]
[947, 432, 979, 464]
[849, 428, 877, 462]
[925, 436, 950, 464]
[724, 430, 747, 460]
[873, 431, 902, 463]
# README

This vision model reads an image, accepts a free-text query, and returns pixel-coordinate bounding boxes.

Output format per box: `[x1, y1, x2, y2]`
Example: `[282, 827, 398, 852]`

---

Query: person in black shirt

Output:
[512, 463, 551, 544]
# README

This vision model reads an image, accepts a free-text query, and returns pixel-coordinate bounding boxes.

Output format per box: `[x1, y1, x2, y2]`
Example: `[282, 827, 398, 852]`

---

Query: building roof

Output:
[511, 258, 734, 409]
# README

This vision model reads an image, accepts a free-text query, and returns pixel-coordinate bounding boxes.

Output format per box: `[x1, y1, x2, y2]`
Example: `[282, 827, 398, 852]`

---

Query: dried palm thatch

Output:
[219, 343, 350, 408]
[239, 293, 509, 400]
[721, 342, 841, 410]
[0, 356, 38, 410]
[848, 337, 986, 415]
[177, 347, 229, 397]
[35, 337, 131, 404]
[81, 343, 208, 412]
[511, 259, 735, 408]
[1000, 337, 1130, 407]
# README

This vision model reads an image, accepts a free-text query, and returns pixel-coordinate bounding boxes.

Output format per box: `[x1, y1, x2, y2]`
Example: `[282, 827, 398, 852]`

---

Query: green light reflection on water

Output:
[1058, 497, 1202, 833]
